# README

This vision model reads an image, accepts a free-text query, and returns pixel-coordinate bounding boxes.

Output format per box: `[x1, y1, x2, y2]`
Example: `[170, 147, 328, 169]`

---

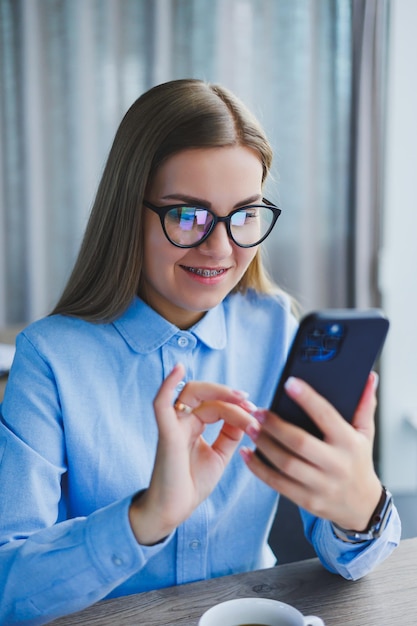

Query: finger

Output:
[241, 446, 320, 509]
[282, 377, 354, 444]
[351, 371, 378, 439]
[178, 380, 251, 411]
[193, 400, 257, 431]
[252, 402, 328, 465]
[210, 422, 246, 464]
[253, 408, 331, 469]
[254, 430, 325, 487]
[153, 363, 186, 432]
[173, 400, 194, 415]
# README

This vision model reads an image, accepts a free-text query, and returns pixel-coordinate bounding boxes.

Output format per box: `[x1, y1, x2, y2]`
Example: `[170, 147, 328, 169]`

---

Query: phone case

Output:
[269, 308, 390, 438]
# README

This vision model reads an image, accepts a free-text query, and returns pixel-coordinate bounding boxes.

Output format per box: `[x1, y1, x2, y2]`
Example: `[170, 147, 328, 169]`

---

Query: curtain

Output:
[348, 0, 389, 308]
[0, 0, 389, 325]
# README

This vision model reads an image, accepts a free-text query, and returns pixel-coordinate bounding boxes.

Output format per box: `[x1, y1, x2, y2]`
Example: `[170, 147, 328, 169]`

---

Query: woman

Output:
[0, 79, 400, 624]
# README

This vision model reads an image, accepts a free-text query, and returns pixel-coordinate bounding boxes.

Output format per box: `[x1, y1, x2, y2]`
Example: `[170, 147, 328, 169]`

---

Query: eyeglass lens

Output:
[164, 206, 275, 246]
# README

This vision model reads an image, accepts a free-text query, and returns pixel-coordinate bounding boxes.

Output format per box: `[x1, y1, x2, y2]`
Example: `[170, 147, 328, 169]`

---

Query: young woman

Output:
[0, 79, 400, 624]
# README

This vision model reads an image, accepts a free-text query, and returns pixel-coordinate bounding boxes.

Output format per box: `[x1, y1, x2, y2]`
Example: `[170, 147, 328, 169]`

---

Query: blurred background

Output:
[1, 0, 417, 504]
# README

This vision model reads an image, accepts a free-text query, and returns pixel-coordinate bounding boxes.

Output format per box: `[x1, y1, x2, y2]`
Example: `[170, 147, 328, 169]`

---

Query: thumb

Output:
[351, 371, 379, 439]
[153, 363, 186, 432]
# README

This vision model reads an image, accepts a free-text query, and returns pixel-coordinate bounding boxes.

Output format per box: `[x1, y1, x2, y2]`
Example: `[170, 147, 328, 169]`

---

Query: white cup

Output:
[198, 597, 324, 626]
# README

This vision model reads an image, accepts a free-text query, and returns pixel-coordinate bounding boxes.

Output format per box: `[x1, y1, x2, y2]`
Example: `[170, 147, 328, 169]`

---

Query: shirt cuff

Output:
[85, 494, 173, 584]
[311, 506, 401, 580]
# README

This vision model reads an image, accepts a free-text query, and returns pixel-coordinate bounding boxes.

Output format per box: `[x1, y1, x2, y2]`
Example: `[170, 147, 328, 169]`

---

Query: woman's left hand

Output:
[242, 372, 382, 531]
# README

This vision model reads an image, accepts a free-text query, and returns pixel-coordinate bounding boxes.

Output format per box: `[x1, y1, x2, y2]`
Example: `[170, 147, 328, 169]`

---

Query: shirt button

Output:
[189, 539, 201, 550]
[112, 555, 124, 566]
[177, 336, 189, 348]
[176, 380, 186, 392]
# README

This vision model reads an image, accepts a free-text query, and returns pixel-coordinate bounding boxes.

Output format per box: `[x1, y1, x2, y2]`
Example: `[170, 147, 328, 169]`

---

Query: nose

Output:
[198, 221, 233, 258]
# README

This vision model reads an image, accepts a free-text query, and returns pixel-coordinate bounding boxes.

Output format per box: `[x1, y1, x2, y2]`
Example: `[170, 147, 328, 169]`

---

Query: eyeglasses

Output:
[143, 199, 281, 248]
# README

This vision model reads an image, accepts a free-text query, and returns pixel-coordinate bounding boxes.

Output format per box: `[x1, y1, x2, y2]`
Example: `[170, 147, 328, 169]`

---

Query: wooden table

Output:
[51, 537, 416, 625]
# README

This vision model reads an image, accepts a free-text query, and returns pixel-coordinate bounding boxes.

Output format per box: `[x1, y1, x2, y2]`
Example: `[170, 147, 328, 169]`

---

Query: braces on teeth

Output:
[189, 268, 225, 277]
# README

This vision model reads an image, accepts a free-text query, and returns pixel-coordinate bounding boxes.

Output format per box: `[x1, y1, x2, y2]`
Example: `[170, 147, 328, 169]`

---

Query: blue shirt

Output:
[0, 292, 400, 624]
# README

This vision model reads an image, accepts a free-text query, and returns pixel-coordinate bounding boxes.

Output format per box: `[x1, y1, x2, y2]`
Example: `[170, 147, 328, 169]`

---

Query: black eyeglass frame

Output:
[143, 198, 281, 248]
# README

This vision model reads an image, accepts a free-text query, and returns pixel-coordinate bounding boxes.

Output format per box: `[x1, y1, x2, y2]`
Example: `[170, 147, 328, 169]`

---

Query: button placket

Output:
[162, 333, 196, 403]
[176, 501, 208, 584]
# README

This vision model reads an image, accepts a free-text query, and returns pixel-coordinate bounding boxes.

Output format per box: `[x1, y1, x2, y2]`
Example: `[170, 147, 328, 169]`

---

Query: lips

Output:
[181, 266, 227, 277]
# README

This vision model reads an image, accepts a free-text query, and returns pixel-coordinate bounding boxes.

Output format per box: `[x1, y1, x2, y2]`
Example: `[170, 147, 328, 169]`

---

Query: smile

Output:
[183, 267, 227, 277]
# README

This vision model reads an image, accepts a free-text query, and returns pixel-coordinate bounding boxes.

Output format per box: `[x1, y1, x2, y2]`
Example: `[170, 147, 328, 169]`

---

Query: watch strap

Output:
[331, 485, 393, 543]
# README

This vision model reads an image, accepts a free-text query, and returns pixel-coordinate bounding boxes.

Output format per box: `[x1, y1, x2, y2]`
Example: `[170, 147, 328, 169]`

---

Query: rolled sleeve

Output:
[301, 506, 401, 580]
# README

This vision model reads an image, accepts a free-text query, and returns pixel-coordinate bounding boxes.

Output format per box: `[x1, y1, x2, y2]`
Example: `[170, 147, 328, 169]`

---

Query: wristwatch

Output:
[331, 485, 393, 543]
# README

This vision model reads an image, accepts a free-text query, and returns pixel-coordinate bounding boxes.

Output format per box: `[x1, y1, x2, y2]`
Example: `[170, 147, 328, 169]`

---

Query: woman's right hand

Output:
[128, 363, 256, 545]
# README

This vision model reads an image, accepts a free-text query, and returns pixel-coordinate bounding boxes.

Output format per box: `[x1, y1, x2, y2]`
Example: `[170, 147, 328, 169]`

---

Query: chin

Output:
[184, 294, 227, 314]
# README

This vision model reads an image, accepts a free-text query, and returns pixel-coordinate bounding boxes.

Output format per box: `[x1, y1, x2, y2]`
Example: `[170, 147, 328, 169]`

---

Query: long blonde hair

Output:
[51, 79, 279, 322]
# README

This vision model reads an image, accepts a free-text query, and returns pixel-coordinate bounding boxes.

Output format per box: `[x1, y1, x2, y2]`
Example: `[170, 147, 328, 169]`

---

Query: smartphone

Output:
[262, 309, 390, 441]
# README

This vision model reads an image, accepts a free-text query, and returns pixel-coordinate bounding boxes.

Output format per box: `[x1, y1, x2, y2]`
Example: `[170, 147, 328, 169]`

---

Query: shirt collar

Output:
[113, 297, 227, 354]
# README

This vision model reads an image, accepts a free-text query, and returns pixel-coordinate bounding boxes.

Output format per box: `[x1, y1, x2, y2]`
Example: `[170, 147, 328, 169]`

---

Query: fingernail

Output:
[233, 389, 250, 400]
[372, 371, 379, 390]
[240, 447, 252, 463]
[284, 376, 303, 395]
[240, 399, 258, 413]
[246, 424, 260, 441]
[254, 409, 266, 424]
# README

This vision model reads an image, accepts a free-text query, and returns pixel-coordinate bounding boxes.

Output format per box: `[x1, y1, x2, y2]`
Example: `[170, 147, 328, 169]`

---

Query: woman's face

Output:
[140, 145, 263, 329]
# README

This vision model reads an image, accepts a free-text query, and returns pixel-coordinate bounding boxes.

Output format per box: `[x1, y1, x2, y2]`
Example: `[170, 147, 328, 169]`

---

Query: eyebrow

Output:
[160, 193, 263, 208]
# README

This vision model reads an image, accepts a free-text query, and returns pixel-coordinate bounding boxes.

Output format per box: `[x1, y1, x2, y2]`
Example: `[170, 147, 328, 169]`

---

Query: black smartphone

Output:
[263, 309, 390, 441]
